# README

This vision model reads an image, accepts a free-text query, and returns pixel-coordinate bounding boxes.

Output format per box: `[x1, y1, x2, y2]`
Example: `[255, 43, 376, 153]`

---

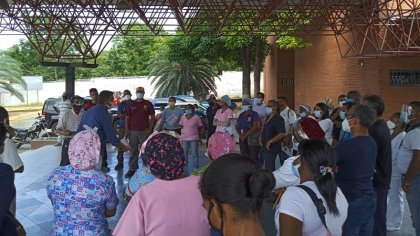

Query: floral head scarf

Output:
[208, 132, 236, 160]
[142, 133, 185, 180]
[68, 126, 101, 170]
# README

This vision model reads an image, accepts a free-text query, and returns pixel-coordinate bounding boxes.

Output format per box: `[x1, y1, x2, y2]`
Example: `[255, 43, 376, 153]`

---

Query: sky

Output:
[0, 34, 26, 50]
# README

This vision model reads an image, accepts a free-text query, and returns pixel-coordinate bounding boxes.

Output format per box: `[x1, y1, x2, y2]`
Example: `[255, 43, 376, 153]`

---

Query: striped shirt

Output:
[57, 109, 84, 135]
[54, 100, 72, 118]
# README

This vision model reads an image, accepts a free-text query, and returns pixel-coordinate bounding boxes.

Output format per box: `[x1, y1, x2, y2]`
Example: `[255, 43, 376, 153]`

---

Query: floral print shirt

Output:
[47, 165, 119, 236]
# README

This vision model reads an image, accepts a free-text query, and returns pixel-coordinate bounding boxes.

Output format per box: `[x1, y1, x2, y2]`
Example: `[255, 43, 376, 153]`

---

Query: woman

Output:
[47, 127, 119, 236]
[261, 100, 287, 171]
[191, 131, 236, 176]
[236, 98, 261, 162]
[314, 102, 333, 145]
[276, 139, 348, 236]
[386, 112, 406, 231]
[214, 95, 234, 133]
[201, 153, 275, 236]
[179, 104, 204, 169]
[113, 133, 210, 236]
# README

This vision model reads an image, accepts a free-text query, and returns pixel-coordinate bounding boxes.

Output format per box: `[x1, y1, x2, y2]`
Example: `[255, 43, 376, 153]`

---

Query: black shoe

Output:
[124, 170, 135, 178]
[101, 166, 110, 172]
[114, 163, 123, 171]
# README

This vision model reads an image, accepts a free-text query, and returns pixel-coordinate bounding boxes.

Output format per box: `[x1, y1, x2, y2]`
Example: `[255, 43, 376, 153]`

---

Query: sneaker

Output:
[124, 170, 135, 178]
[101, 166, 110, 172]
[114, 163, 123, 171]
[386, 227, 400, 232]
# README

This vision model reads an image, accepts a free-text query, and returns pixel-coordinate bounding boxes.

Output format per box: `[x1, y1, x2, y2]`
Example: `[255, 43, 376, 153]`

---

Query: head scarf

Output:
[299, 104, 311, 113]
[208, 132, 236, 160]
[292, 117, 325, 143]
[142, 133, 185, 180]
[68, 126, 101, 170]
[220, 95, 232, 107]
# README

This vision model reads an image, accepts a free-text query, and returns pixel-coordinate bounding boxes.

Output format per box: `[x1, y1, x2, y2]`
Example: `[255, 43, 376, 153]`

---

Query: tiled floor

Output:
[14, 144, 416, 236]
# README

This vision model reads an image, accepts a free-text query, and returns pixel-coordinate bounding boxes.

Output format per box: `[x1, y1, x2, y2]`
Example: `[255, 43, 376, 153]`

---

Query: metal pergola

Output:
[0, 0, 419, 94]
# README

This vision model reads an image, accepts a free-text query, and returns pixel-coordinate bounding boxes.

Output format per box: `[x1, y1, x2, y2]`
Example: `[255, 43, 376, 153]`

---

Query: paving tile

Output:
[16, 197, 43, 210]
[18, 205, 42, 217]
[16, 216, 36, 228]
[24, 224, 49, 236]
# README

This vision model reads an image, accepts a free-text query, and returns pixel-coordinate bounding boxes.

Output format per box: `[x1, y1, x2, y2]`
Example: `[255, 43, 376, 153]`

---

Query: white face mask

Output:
[314, 111, 322, 118]
[386, 120, 396, 130]
[124, 95, 131, 100]
[342, 118, 351, 132]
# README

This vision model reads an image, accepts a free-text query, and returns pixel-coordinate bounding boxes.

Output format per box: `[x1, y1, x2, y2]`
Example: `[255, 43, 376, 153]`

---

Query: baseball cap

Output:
[206, 94, 216, 100]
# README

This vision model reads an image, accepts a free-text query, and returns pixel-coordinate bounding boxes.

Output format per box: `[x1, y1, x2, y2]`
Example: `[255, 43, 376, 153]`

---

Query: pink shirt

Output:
[179, 115, 203, 141]
[214, 108, 234, 133]
[113, 176, 210, 236]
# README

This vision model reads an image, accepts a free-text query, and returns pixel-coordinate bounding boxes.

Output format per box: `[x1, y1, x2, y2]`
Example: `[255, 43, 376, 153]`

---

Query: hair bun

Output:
[249, 170, 275, 199]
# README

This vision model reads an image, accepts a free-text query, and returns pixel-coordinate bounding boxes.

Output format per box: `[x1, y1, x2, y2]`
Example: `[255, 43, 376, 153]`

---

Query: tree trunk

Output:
[254, 38, 262, 97]
[242, 45, 251, 99]
[54, 67, 58, 81]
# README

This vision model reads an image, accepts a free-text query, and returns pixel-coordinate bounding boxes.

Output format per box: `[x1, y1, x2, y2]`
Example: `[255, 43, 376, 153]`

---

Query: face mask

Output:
[266, 107, 273, 114]
[136, 93, 144, 99]
[299, 112, 307, 118]
[400, 111, 409, 124]
[291, 163, 301, 178]
[387, 120, 396, 130]
[124, 95, 131, 100]
[254, 98, 261, 105]
[338, 101, 345, 108]
[339, 111, 346, 120]
[185, 109, 193, 115]
[342, 118, 351, 132]
[314, 111, 322, 118]
[241, 105, 250, 112]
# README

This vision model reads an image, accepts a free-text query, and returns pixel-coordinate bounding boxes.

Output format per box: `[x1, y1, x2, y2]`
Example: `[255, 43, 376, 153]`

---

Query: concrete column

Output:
[263, 35, 278, 102]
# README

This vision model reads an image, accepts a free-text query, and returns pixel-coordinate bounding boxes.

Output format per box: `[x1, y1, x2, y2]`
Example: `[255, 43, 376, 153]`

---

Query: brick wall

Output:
[264, 34, 420, 119]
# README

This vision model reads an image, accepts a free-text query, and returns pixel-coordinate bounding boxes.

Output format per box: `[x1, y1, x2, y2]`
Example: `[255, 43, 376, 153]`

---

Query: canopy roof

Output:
[0, 0, 419, 61]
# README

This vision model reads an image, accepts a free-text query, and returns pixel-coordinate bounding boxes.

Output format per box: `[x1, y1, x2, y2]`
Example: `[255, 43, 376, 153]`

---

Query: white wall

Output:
[0, 71, 264, 106]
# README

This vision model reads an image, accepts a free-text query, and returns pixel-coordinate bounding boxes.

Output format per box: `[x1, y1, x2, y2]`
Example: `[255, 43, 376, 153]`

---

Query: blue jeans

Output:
[407, 175, 420, 236]
[342, 194, 377, 236]
[182, 140, 199, 169]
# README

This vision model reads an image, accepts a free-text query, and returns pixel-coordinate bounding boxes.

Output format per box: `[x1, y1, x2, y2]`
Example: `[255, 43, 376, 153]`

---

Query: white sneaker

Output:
[386, 226, 400, 232]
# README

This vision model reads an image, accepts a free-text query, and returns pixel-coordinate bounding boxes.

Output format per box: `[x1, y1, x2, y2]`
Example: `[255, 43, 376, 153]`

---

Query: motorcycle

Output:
[11, 114, 58, 149]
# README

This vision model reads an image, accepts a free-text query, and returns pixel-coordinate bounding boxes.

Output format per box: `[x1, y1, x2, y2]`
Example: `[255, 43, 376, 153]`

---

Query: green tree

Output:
[148, 57, 219, 98]
[0, 55, 27, 101]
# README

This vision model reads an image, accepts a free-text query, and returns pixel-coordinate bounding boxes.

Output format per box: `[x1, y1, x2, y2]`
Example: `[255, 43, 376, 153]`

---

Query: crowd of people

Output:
[0, 87, 419, 236]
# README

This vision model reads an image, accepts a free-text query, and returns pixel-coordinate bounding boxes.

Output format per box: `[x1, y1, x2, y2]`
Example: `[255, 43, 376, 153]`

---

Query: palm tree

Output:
[0, 55, 27, 101]
[148, 58, 219, 99]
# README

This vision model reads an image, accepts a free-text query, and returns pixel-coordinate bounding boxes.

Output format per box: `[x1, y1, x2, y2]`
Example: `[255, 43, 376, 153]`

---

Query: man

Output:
[115, 90, 132, 171]
[84, 88, 98, 110]
[252, 92, 268, 121]
[77, 90, 129, 172]
[56, 95, 84, 166]
[53, 91, 72, 118]
[0, 106, 24, 216]
[235, 98, 261, 162]
[278, 96, 297, 133]
[363, 94, 392, 236]
[158, 96, 183, 134]
[205, 94, 219, 144]
[347, 90, 362, 105]
[330, 94, 347, 143]
[124, 87, 155, 178]
[397, 101, 420, 236]
[335, 105, 377, 236]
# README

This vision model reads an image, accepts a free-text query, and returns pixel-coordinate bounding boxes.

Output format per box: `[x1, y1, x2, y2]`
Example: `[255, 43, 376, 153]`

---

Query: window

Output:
[389, 70, 420, 87]
[281, 77, 294, 86]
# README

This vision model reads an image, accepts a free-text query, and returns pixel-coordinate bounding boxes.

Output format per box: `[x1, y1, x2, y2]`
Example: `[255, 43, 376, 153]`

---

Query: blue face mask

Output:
[266, 107, 273, 114]
[241, 105, 250, 112]
[292, 163, 301, 178]
[254, 98, 261, 105]
[339, 111, 346, 120]
[400, 111, 409, 124]
[185, 109, 193, 115]
[136, 93, 144, 99]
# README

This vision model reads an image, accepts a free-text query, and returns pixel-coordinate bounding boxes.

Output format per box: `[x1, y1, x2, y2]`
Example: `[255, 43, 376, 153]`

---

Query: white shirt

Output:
[280, 107, 297, 133]
[397, 127, 420, 174]
[272, 155, 300, 190]
[0, 138, 24, 171]
[57, 109, 84, 133]
[391, 131, 406, 164]
[318, 119, 333, 145]
[252, 103, 268, 121]
[275, 181, 348, 236]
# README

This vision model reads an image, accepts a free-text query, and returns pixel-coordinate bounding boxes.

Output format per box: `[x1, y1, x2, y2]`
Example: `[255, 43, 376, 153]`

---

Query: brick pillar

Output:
[264, 35, 278, 102]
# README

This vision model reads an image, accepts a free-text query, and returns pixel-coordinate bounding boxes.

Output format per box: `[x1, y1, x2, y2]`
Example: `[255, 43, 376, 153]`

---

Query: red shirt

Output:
[84, 101, 96, 111]
[126, 100, 155, 131]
